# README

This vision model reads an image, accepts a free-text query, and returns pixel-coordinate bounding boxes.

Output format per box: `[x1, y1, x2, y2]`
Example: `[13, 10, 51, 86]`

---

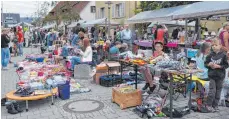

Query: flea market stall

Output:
[124, 1, 229, 118]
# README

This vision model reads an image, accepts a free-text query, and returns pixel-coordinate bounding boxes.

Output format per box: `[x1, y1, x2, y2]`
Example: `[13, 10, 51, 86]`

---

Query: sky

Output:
[1, 1, 53, 17]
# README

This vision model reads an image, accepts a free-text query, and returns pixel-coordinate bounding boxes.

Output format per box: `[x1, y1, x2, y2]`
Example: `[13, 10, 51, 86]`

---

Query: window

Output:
[91, 6, 96, 13]
[112, 2, 125, 18]
[100, 7, 105, 18]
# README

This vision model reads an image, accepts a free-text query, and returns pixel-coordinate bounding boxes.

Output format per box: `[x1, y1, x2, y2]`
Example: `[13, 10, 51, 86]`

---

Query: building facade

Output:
[95, 1, 139, 26]
[80, 1, 96, 21]
[2, 13, 20, 27]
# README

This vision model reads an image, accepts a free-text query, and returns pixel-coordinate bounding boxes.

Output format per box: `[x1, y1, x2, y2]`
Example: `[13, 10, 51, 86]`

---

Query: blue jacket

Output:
[71, 34, 79, 46]
[196, 54, 208, 79]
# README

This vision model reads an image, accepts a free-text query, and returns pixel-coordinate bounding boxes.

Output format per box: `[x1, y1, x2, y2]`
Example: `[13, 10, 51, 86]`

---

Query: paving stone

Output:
[93, 115, 108, 119]
[40, 111, 54, 117]
[105, 113, 120, 119]
[2, 48, 229, 119]
[14, 116, 28, 119]
[128, 114, 140, 119]
[27, 114, 42, 119]
[6, 114, 21, 119]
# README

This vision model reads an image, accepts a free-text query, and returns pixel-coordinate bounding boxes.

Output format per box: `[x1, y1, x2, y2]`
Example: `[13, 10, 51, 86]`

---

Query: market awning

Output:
[67, 20, 87, 28]
[172, 1, 229, 20]
[43, 23, 56, 29]
[148, 20, 195, 27]
[85, 18, 119, 26]
[126, 5, 187, 24]
[9, 22, 34, 27]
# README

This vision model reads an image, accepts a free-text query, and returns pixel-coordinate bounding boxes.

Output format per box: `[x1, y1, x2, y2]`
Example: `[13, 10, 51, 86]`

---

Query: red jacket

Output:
[17, 27, 24, 43]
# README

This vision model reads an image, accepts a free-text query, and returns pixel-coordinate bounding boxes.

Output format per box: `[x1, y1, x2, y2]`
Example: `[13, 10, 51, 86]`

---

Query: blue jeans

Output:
[71, 56, 81, 70]
[48, 40, 53, 46]
[71, 56, 93, 70]
[17, 42, 23, 56]
[1, 48, 10, 68]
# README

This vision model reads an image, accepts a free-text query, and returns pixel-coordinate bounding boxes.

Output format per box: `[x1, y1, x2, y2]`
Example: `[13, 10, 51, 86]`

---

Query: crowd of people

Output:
[1, 21, 229, 114]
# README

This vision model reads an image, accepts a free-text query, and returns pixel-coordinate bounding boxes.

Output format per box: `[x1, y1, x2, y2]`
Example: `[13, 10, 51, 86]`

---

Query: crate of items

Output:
[112, 86, 142, 109]
[93, 63, 108, 84]
[100, 74, 122, 87]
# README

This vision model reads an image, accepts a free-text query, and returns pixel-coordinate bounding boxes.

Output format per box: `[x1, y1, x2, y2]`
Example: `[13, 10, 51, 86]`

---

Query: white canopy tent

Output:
[148, 20, 195, 27]
[85, 18, 119, 26]
[43, 23, 56, 29]
[9, 22, 33, 27]
[171, 1, 229, 20]
[67, 20, 87, 28]
[126, 5, 187, 24]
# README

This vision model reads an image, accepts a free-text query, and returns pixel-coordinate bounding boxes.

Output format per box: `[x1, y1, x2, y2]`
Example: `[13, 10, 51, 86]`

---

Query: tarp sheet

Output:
[126, 1, 229, 24]
[126, 5, 187, 24]
[148, 20, 195, 27]
[172, 1, 229, 20]
[85, 18, 119, 26]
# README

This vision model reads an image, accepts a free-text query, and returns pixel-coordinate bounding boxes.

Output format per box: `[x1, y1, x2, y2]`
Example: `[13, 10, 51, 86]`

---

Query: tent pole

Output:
[185, 18, 188, 48]
[198, 17, 201, 40]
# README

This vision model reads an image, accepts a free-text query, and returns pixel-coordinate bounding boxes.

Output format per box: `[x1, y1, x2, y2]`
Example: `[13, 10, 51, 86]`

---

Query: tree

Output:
[42, 1, 81, 30]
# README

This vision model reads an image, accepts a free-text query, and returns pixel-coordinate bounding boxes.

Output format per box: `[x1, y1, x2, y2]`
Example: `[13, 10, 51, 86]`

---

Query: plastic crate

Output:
[100, 74, 122, 87]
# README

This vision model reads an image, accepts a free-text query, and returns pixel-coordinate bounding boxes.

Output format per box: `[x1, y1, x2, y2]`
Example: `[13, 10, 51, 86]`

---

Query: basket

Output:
[112, 88, 142, 109]
[100, 74, 122, 87]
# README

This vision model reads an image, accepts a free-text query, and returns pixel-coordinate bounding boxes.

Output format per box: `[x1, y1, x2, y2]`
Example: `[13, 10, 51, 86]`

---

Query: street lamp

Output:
[105, 1, 112, 39]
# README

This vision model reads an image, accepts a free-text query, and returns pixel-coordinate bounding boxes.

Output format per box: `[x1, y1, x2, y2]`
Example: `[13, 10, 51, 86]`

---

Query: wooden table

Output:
[104, 61, 121, 75]
[118, 60, 140, 89]
[163, 69, 202, 119]
[6, 88, 58, 112]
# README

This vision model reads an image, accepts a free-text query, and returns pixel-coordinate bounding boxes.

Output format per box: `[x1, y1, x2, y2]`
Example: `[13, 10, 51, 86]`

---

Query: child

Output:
[204, 38, 229, 112]
[196, 42, 211, 80]
[109, 41, 122, 60]
[141, 42, 169, 94]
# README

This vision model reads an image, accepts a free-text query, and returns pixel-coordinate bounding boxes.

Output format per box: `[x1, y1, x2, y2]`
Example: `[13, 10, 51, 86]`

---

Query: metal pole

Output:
[108, 6, 111, 38]
[185, 18, 188, 47]
[1, 1, 4, 27]
[26, 100, 29, 112]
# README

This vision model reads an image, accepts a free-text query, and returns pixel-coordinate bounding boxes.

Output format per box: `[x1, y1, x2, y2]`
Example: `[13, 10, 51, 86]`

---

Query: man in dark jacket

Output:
[1, 29, 10, 70]
[204, 38, 229, 112]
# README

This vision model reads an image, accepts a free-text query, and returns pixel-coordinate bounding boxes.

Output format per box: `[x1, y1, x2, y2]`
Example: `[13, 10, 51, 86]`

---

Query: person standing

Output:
[219, 22, 229, 52]
[121, 25, 132, 50]
[154, 24, 168, 44]
[1, 29, 10, 70]
[24, 30, 30, 47]
[204, 38, 229, 112]
[172, 27, 180, 39]
[47, 31, 57, 47]
[16, 26, 24, 56]
[71, 29, 79, 47]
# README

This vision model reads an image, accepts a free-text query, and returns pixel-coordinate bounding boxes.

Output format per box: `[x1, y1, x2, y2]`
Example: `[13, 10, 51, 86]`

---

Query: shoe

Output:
[1, 98, 7, 106]
[142, 83, 149, 90]
[203, 105, 213, 113]
[13, 102, 23, 112]
[147, 85, 156, 94]
[7, 104, 18, 114]
[213, 107, 219, 112]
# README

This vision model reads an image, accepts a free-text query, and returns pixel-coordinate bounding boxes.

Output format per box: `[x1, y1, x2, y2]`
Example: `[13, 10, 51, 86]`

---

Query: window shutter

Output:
[112, 5, 114, 18]
[122, 2, 125, 17]
[98, 9, 100, 19]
